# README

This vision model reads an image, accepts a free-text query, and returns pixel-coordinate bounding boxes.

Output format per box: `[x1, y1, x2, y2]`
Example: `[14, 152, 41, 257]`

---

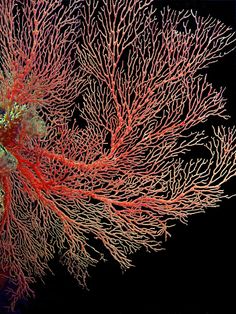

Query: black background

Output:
[5, 1, 236, 314]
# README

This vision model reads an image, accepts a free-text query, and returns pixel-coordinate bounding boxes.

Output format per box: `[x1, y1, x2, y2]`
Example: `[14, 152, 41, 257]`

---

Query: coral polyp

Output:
[0, 101, 45, 154]
[0, 103, 26, 143]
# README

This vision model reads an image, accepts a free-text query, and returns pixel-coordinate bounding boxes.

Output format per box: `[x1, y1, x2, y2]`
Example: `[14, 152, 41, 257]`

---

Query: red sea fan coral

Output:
[0, 0, 236, 311]
[0, 0, 83, 309]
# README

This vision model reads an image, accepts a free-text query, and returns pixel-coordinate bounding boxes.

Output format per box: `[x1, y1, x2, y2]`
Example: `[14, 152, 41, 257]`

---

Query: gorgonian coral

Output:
[0, 0, 235, 310]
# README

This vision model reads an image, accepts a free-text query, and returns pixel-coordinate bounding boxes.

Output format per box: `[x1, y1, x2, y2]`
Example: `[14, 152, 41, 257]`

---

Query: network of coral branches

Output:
[0, 0, 236, 310]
